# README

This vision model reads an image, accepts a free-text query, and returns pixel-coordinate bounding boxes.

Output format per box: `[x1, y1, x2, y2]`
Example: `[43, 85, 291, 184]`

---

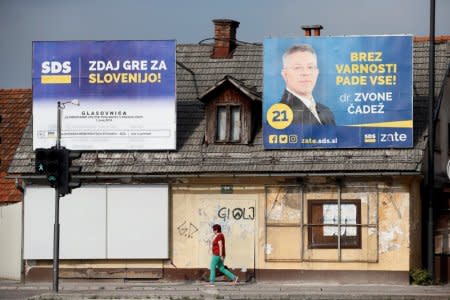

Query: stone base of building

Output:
[255, 269, 409, 284]
[24, 266, 409, 284]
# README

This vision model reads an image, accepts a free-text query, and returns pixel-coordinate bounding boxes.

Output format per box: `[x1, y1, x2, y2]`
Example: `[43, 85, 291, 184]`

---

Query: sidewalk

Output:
[1, 279, 450, 300]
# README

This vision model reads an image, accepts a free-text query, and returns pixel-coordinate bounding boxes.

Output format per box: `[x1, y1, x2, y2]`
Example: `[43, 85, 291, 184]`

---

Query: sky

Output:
[1, 0, 449, 88]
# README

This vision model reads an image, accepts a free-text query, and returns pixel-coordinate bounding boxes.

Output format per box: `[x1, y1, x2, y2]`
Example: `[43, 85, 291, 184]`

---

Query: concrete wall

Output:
[167, 176, 420, 273]
[171, 185, 257, 271]
[0, 202, 22, 280]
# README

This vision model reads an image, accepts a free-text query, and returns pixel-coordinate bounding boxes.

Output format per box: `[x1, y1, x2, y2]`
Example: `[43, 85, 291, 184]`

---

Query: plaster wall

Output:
[25, 176, 421, 279]
[170, 186, 257, 271]
[168, 177, 419, 273]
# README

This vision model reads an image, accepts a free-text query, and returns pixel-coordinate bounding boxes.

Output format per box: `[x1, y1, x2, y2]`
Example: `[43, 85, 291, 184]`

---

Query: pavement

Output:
[0, 279, 450, 300]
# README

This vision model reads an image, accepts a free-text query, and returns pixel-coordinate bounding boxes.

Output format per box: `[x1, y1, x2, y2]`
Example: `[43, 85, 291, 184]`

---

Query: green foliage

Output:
[409, 268, 433, 285]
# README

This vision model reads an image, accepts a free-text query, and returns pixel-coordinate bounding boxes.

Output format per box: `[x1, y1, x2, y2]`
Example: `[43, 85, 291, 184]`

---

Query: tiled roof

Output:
[7, 40, 450, 177]
[199, 75, 261, 102]
[413, 37, 450, 97]
[0, 89, 32, 202]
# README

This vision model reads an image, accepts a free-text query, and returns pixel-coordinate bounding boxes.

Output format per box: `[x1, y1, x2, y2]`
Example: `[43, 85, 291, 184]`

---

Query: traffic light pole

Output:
[52, 101, 62, 293]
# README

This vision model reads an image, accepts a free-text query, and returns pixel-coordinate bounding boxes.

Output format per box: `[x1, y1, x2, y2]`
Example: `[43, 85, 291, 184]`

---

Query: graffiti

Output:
[177, 221, 199, 238]
[218, 206, 255, 221]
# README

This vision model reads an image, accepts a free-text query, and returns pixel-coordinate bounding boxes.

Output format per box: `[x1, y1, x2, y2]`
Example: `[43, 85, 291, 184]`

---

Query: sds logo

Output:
[40, 61, 72, 84]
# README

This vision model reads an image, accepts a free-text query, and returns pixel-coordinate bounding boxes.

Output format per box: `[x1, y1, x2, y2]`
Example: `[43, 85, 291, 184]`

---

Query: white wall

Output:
[107, 185, 169, 258]
[0, 202, 22, 280]
[24, 185, 169, 260]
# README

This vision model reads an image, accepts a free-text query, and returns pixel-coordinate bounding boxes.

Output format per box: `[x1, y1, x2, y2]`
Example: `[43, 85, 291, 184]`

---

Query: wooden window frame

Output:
[308, 199, 361, 249]
[215, 104, 241, 143]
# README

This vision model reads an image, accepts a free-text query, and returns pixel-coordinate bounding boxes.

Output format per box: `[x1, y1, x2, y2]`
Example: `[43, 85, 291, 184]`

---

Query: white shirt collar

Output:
[286, 88, 322, 124]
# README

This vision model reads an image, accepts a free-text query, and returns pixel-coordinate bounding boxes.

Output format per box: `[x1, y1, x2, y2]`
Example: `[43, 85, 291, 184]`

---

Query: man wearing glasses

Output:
[280, 44, 336, 126]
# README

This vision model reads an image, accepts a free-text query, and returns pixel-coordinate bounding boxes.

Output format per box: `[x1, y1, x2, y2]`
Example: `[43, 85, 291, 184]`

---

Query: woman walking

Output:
[208, 224, 238, 286]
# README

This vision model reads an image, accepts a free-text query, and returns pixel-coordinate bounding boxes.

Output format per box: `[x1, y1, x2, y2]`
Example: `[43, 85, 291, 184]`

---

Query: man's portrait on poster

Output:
[279, 44, 336, 126]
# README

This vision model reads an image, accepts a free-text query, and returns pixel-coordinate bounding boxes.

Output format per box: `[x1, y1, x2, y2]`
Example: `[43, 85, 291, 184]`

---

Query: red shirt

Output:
[212, 233, 226, 256]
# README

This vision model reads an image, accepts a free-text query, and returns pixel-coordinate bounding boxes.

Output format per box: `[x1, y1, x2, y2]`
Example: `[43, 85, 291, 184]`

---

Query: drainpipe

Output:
[427, 0, 435, 279]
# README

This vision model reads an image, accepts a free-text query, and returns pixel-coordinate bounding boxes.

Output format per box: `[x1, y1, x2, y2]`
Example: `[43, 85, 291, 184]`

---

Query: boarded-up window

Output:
[24, 185, 169, 259]
[265, 186, 302, 261]
[308, 200, 361, 249]
[265, 184, 378, 263]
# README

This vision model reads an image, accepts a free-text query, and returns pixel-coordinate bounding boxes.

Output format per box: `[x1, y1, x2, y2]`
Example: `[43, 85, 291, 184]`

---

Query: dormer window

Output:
[216, 105, 241, 142]
[199, 76, 261, 145]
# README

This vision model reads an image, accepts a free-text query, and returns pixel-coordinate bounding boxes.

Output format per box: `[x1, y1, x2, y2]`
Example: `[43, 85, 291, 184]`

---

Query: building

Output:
[428, 35, 450, 283]
[0, 89, 32, 280]
[0, 89, 31, 203]
[4, 20, 450, 284]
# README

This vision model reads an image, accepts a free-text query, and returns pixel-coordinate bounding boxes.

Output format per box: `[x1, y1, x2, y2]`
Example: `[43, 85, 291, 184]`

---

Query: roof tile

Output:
[0, 89, 32, 202]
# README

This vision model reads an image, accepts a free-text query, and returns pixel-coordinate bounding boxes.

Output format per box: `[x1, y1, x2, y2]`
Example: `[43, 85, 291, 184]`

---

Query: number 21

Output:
[272, 110, 288, 122]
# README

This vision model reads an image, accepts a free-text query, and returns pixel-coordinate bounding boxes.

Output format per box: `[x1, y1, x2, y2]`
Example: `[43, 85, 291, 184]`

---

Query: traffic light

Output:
[35, 147, 60, 187]
[34, 147, 82, 196]
[35, 148, 49, 175]
[58, 148, 82, 196]
[46, 148, 61, 188]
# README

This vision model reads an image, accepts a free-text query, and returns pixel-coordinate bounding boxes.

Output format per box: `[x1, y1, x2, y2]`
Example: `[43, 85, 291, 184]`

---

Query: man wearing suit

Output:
[280, 44, 336, 126]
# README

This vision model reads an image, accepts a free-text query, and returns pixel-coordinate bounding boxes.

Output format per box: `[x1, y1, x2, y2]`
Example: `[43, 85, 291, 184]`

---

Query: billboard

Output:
[263, 35, 413, 149]
[33, 40, 176, 150]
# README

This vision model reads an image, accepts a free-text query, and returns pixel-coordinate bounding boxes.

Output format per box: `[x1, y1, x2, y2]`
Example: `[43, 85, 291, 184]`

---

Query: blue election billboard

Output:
[263, 35, 413, 149]
[33, 40, 176, 150]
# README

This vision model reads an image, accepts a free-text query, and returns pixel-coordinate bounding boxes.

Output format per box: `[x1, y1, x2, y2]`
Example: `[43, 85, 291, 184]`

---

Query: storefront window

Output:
[308, 200, 361, 249]
[265, 184, 377, 263]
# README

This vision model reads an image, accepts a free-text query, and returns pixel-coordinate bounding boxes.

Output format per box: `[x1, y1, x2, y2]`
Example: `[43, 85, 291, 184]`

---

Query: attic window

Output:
[216, 105, 241, 142]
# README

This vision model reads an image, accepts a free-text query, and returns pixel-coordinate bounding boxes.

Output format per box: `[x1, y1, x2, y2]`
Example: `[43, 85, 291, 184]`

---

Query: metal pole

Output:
[427, 0, 435, 279]
[337, 182, 341, 262]
[56, 101, 61, 149]
[52, 102, 62, 292]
